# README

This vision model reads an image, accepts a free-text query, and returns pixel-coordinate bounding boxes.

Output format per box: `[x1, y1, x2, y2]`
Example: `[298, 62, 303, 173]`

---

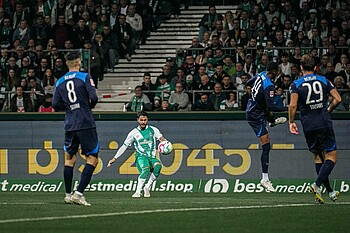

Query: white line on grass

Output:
[0, 203, 45, 205]
[1, 202, 349, 224]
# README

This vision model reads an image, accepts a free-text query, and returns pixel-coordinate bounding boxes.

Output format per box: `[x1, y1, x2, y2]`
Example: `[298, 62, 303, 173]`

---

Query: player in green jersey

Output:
[107, 111, 167, 197]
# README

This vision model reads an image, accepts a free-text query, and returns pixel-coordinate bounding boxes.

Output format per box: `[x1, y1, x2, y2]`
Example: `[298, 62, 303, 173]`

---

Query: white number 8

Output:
[66, 80, 77, 103]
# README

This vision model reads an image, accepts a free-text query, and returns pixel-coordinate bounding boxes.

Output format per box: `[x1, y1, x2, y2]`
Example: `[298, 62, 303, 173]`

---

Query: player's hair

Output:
[266, 62, 279, 72]
[65, 51, 81, 68]
[300, 54, 315, 71]
[137, 111, 148, 118]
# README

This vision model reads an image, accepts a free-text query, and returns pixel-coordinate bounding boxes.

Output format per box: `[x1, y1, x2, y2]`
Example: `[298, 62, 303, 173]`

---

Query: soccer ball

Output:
[158, 141, 173, 155]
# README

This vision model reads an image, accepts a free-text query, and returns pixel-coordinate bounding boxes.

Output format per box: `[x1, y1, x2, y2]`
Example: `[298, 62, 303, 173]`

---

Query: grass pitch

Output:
[0, 192, 349, 233]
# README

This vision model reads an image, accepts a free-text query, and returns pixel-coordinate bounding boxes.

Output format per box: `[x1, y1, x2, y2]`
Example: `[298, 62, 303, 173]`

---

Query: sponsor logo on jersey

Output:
[269, 91, 274, 97]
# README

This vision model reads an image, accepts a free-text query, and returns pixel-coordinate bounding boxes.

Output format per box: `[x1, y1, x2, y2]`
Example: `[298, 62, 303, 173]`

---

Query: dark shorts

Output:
[64, 128, 99, 156]
[248, 118, 269, 138]
[304, 127, 337, 154]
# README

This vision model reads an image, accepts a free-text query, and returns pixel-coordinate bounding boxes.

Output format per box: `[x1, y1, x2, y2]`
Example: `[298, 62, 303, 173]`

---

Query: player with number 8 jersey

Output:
[52, 51, 99, 206]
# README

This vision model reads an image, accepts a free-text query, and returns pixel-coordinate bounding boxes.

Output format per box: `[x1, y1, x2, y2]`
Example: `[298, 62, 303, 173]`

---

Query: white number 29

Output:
[66, 80, 77, 103]
[302, 81, 323, 104]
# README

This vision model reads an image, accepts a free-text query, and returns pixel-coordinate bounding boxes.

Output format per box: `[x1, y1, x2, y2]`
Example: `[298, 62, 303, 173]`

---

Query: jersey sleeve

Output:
[264, 85, 287, 112]
[123, 130, 135, 146]
[152, 126, 163, 140]
[85, 74, 98, 109]
[326, 79, 335, 93]
[289, 82, 298, 94]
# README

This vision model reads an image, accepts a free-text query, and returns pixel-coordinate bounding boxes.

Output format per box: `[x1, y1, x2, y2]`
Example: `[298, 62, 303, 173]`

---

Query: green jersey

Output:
[123, 125, 162, 158]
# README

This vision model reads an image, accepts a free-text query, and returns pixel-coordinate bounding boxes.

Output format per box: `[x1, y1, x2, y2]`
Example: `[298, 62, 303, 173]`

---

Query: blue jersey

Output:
[52, 71, 98, 131]
[246, 71, 286, 120]
[290, 74, 335, 132]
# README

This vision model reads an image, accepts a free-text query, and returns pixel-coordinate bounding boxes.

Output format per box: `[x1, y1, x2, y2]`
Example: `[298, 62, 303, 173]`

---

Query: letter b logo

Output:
[204, 179, 229, 193]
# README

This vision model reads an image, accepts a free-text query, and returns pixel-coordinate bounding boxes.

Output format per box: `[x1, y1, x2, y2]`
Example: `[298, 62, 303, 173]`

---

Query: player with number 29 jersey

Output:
[289, 74, 334, 132]
[52, 71, 98, 131]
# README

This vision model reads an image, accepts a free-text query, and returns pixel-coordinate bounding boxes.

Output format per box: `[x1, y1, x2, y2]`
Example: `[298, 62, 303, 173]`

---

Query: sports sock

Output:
[262, 173, 269, 181]
[136, 177, 146, 193]
[146, 173, 157, 188]
[64, 166, 74, 194]
[77, 164, 95, 194]
[316, 160, 335, 188]
[261, 143, 270, 173]
[315, 163, 333, 192]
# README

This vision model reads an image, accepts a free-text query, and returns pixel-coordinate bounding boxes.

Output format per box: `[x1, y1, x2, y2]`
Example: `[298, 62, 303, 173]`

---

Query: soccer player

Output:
[289, 54, 341, 204]
[52, 51, 99, 206]
[246, 62, 287, 192]
[107, 111, 167, 198]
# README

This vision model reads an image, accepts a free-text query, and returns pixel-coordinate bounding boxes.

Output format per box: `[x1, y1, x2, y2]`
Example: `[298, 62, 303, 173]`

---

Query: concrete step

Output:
[160, 23, 199, 27]
[157, 27, 200, 32]
[150, 31, 198, 36]
[146, 40, 192, 45]
[139, 44, 190, 49]
[135, 49, 177, 53]
[115, 63, 165, 68]
[148, 35, 197, 40]
[188, 5, 237, 10]
[132, 53, 176, 58]
[118, 58, 167, 63]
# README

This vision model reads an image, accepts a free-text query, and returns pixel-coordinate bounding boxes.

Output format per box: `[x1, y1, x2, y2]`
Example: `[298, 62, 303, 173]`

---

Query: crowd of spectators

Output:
[0, 0, 183, 112]
[125, 0, 350, 112]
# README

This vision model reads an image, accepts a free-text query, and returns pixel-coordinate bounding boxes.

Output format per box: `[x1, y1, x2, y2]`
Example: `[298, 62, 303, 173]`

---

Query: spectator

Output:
[290, 46, 303, 67]
[50, 0, 72, 26]
[200, 31, 211, 48]
[339, 63, 350, 84]
[155, 100, 172, 111]
[221, 75, 236, 91]
[155, 64, 172, 85]
[101, 25, 120, 72]
[126, 4, 143, 46]
[83, 40, 102, 88]
[154, 74, 174, 109]
[191, 93, 214, 111]
[333, 76, 349, 97]
[113, 14, 135, 62]
[209, 83, 226, 111]
[211, 63, 230, 84]
[195, 47, 213, 66]
[198, 74, 215, 95]
[0, 75, 8, 110]
[10, 86, 33, 112]
[141, 72, 157, 105]
[171, 67, 186, 86]
[125, 85, 152, 112]
[210, 19, 224, 40]
[198, 5, 223, 42]
[335, 54, 348, 73]
[279, 52, 293, 76]
[256, 54, 269, 74]
[241, 85, 251, 111]
[183, 55, 197, 77]
[264, 2, 279, 25]
[223, 10, 234, 31]
[223, 55, 235, 78]
[50, 15, 73, 49]
[243, 54, 256, 78]
[27, 76, 45, 111]
[92, 33, 109, 74]
[0, 17, 13, 49]
[236, 72, 250, 92]
[32, 14, 48, 47]
[325, 62, 339, 83]
[38, 93, 55, 112]
[74, 18, 91, 49]
[220, 91, 239, 111]
[186, 37, 204, 59]
[42, 68, 56, 94]
[52, 57, 68, 80]
[168, 82, 190, 111]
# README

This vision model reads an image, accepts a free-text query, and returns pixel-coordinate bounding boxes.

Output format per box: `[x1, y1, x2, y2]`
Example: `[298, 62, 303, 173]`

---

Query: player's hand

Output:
[289, 122, 299, 135]
[107, 158, 116, 167]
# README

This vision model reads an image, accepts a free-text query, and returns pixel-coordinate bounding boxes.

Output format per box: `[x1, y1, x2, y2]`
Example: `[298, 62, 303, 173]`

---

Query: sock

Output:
[136, 177, 146, 193]
[77, 164, 95, 194]
[262, 173, 269, 181]
[261, 143, 270, 173]
[64, 166, 74, 194]
[146, 173, 157, 188]
[316, 160, 335, 188]
[315, 163, 333, 192]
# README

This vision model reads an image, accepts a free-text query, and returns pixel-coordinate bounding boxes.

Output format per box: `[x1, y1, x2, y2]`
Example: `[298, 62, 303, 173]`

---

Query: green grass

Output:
[0, 192, 349, 233]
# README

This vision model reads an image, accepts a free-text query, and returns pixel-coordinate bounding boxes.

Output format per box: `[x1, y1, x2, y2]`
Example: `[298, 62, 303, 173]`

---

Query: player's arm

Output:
[246, 76, 257, 87]
[327, 89, 342, 113]
[288, 85, 299, 135]
[86, 74, 98, 109]
[107, 131, 134, 167]
[264, 86, 288, 112]
[52, 88, 67, 111]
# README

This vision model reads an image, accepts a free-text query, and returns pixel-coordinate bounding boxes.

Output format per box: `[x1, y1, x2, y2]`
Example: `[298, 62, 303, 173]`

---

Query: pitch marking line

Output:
[1, 202, 349, 224]
[0, 202, 45, 205]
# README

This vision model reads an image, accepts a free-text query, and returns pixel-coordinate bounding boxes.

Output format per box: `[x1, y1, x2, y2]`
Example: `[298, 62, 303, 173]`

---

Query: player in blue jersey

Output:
[246, 62, 288, 192]
[107, 111, 167, 198]
[289, 54, 341, 204]
[52, 51, 99, 206]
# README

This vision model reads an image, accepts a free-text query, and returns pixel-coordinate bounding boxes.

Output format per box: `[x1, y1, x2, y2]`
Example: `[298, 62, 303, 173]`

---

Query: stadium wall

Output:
[0, 112, 349, 193]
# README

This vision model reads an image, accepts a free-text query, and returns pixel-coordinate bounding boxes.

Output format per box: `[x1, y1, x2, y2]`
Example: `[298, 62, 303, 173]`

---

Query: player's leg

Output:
[72, 129, 99, 206]
[248, 119, 275, 192]
[144, 158, 162, 197]
[266, 111, 287, 127]
[63, 131, 79, 204]
[314, 152, 333, 193]
[134, 156, 151, 197]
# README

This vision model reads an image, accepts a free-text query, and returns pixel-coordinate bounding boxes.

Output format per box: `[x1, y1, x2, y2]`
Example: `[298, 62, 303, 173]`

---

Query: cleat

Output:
[269, 117, 287, 127]
[260, 179, 276, 192]
[72, 193, 91, 206]
[329, 190, 340, 202]
[64, 193, 73, 204]
[309, 183, 325, 204]
[132, 192, 141, 198]
[143, 186, 150, 198]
